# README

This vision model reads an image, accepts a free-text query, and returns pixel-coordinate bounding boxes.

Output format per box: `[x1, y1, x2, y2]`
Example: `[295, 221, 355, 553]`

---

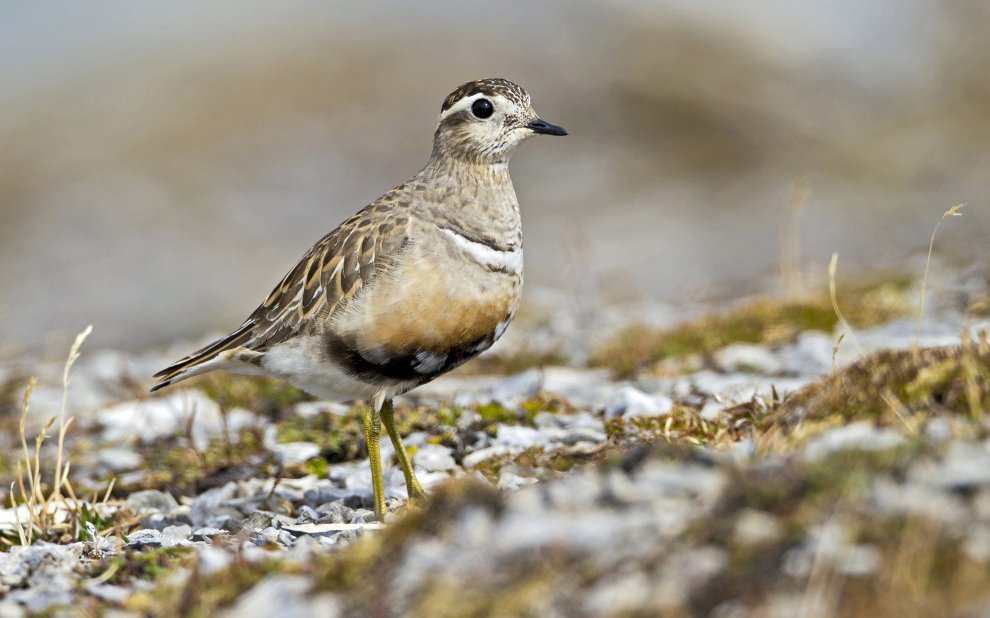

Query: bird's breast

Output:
[325, 235, 522, 384]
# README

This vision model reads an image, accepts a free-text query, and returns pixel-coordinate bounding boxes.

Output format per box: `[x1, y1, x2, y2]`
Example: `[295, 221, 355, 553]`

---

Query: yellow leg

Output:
[363, 405, 387, 521]
[381, 399, 426, 501]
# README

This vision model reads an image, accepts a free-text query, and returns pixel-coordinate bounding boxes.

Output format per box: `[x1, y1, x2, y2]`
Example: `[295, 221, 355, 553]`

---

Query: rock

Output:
[914, 441, 990, 491]
[190, 482, 241, 528]
[85, 582, 132, 604]
[538, 412, 607, 445]
[99, 390, 226, 449]
[192, 527, 229, 542]
[497, 470, 539, 491]
[690, 371, 810, 405]
[1, 544, 84, 613]
[462, 445, 516, 468]
[713, 344, 784, 375]
[126, 529, 163, 548]
[239, 512, 276, 534]
[604, 385, 674, 419]
[412, 369, 542, 407]
[272, 441, 321, 465]
[871, 479, 968, 526]
[776, 332, 835, 376]
[413, 444, 456, 472]
[303, 486, 361, 509]
[583, 571, 652, 617]
[541, 367, 622, 409]
[802, 421, 905, 461]
[0, 600, 24, 618]
[253, 527, 295, 547]
[217, 575, 340, 618]
[95, 447, 143, 472]
[733, 510, 783, 547]
[493, 425, 548, 448]
[281, 523, 385, 537]
[198, 545, 234, 575]
[161, 525, 192, 547]
[124, 490, 179, 515]
[141, 510, 193, 531]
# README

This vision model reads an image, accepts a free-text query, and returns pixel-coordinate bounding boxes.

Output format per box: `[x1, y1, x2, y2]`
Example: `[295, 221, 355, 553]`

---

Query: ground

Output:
[1, 264, 990, 617]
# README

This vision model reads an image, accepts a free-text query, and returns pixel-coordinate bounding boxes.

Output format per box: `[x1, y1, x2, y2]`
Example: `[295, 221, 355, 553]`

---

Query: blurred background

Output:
[1, 0, 988, 356]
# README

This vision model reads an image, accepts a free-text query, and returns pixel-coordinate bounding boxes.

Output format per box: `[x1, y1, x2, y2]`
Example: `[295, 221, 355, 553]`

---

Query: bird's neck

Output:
[416, 156, 521, 250]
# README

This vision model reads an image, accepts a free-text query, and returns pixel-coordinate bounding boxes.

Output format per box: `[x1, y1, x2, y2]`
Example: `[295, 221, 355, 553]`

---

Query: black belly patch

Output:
[325, 333, 493, 384]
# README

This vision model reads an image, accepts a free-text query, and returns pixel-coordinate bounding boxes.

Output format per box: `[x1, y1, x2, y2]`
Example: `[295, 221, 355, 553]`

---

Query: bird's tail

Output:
[150, 322, 255, 392]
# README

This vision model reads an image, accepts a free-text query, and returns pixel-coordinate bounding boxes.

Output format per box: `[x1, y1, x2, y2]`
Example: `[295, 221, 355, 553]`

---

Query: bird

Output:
[151, 78, 567, 521]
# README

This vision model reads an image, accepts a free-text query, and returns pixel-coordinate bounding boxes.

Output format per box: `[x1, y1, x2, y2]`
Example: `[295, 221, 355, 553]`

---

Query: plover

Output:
[151, 78, 566, 520]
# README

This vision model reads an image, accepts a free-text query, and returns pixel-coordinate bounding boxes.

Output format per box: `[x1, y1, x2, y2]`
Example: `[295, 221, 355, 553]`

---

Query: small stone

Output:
[161, 525, 192, 547]
[192, 527, 229, 542]
[126, 529, 163, 548]
[99, 390, 225, 450]
[414, 444, 456, 472]
[217, 575, 340, 618]
[924, 417, 953, 444]
[296, 505, 319, 522]
[0, 600, 24, 618]
[457, 410, 482, 431]
[254, 527, 283, 546]
[303, 486, 357, 508]
[281, 523, 385, 537]
[141, 511, 193, 531]
[272, 441, 321, 466]
[239, 512, 275, 534]
[733, 509, 783, 547]
[837, 544, 881, 576]
[198, 545, 233, 575]
[462, 445, 515, 468]
[190, 482, 240, 527]
[315, 502, 356, 524]
[917, 441, 990, 491]
[124, 490, 179, 515]
[85, 582, 132, 604]
[713, 344, 784, 375]
[605, 385, 674, 419]
[777, 332, 835, 376]
[95, 447, 143, 472]
[203, 513, 241, 532]
[802, 421, 905, 461]
[547, 414, 608, 446]
[497, 470, 539, 491]
[493, 425, 548, 448]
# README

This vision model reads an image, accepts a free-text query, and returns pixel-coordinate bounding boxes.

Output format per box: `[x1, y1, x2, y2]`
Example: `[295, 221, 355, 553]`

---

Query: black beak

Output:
[527, 118, 568, 136]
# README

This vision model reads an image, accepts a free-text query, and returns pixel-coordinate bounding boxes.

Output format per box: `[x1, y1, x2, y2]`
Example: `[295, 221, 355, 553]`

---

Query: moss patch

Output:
[592, 282, 909, 377]
[777, 345, 990, 426]
[196, 374, 311, 420]
[127, 427, 272, 496]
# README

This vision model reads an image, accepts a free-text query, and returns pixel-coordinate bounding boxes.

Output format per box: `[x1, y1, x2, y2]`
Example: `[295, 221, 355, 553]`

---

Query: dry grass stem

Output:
[916, 205, 965, 350]
[52, 325, 92, 506]
[5, 325, 99, 545]
[828, 253, 863, 357]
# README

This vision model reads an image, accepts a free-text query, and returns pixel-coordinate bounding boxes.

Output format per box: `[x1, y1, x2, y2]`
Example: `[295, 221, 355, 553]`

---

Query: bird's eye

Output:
[471, 98, 494, 119]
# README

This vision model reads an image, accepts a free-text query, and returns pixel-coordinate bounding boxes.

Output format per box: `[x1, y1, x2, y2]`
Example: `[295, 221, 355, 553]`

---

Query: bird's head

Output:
[432, 78, 567, 165]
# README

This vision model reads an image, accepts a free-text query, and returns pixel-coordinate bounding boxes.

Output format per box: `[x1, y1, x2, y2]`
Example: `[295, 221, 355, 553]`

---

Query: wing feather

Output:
[150, 197, 411, 391]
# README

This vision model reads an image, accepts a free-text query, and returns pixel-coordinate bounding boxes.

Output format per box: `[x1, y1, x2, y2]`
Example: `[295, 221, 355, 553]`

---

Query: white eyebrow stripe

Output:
[438, 227, 523, 273]
[438, 92, 520, 123]
[439, 92, 489, 122]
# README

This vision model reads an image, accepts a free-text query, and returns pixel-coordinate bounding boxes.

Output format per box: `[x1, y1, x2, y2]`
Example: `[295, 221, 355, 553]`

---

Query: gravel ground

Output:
[2, 267, 990, 616]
